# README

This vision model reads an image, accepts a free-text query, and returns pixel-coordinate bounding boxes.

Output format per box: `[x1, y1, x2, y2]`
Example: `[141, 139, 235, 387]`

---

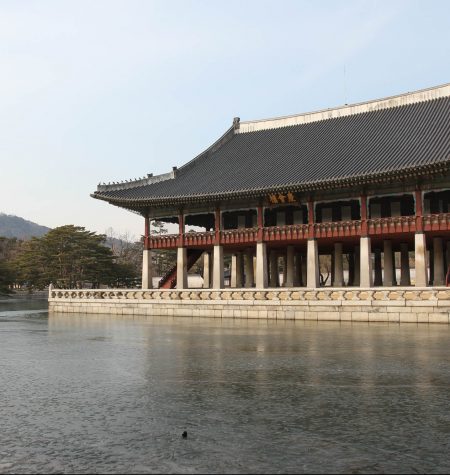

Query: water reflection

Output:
[1, 302, 450, 473]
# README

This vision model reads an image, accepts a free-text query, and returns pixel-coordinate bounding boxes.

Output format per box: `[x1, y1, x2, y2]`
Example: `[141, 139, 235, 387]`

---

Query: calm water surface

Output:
[1, 299, 450, 474]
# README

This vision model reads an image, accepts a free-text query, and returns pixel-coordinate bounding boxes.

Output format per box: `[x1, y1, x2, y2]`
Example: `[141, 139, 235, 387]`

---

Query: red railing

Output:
[146, 214, 450, 249]
[367, 215, 416, 235]
[314, 220, 362, 238]
[148, 234, 179, 249]
[423, 213, 450, 232]
[263, 224, 309, 242]
[184, 231, 216, 247]
[221, 227, 258, 244]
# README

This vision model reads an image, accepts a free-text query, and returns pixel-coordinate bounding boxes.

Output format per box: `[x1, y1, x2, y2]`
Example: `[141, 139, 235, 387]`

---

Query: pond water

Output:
[1, 298, 450, 473]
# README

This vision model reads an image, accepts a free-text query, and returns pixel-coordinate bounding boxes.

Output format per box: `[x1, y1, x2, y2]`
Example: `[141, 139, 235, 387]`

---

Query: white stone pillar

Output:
[269, 251, 279, 287]
[256, 242, 268, 288]
[176, 247, 188, 289]
[383, 240, 394, 286]
[244, 249, 254, 288]
[353, 245, 360, 286]
[400, 243, 411, 286]
[360, 236, 373, 287]
[213, 245, 224, 289]
[415, 233, 428, 287]
[307, 239, 320, 288]
[230, 253, 237, 288]
[433, 237, 445, 286]
[446, 241, 450, 273]
[142, 249, 153, 289]
[236, 252, 244, 287]
[285, 245, 295, 287]
[333, 242, 344, 287]
[203, 252, 211, 288]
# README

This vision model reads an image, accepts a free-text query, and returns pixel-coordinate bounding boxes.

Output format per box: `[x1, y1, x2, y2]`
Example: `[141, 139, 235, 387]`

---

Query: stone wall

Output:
[49, 288, 450, 324]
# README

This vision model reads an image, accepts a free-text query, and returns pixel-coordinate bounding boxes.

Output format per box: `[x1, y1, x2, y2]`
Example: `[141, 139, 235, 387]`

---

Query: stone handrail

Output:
[49, 287, 450, 303]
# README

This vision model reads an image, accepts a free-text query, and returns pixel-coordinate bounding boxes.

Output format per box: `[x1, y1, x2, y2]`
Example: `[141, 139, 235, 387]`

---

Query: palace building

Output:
[92, 83, 450, 291]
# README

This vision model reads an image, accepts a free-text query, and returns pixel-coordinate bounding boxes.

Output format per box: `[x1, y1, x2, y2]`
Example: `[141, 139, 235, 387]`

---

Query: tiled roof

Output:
[93, 87, 450, 207]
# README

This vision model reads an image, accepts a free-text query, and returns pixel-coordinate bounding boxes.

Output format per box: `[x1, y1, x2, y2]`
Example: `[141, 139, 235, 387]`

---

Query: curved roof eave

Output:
[91, 160, 450, 209]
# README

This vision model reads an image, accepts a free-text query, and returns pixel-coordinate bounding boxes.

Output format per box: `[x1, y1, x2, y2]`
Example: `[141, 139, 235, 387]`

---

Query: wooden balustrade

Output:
[183, 231, 216, 247]
[263, 224, 309, 242]
[314, 220, 362, 238]
[146, 214, 450, 249]
[148, 234, 179, 249]
[423, 213, 450, 232]
[367, 215, 416, 235]
[220, 227, 258, 244]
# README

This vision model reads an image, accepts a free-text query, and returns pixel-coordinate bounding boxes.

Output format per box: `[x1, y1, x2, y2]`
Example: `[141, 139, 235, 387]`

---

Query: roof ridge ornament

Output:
[96, 169, 177, 192]
[237, 82, 450, 133]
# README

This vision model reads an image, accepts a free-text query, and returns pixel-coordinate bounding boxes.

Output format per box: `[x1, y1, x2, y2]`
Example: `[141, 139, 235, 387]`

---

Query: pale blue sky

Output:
[1, 0, 449, 238]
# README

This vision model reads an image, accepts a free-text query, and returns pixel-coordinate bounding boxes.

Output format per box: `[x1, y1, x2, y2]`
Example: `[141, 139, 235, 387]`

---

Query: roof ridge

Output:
[178, 124, 236, 173]
[238, 82, 450, 133]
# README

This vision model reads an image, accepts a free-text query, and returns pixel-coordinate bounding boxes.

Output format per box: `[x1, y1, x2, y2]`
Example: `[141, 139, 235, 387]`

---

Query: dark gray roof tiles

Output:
[93, 95, 450, 205]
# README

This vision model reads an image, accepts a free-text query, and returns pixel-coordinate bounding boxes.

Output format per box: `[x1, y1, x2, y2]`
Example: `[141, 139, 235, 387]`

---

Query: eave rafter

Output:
[91, 160, 450, 213]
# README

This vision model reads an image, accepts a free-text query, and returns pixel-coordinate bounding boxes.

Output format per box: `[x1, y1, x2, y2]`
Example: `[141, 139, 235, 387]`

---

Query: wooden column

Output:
[178, 211, 184, 247]
[144, 215, 150, 250]
[360, 194, 368, 236]
[415, 189, 423, 232]
[414, 188, 428, 287]
[142, 214, 153, 289]
[359, 194, 372, 287]
[308, 200, 315, 239]
[257, 204, 264, 242]
[307, 200, 319, 288]
[213, 207, 224, 288]
[215, 208, 221, 245]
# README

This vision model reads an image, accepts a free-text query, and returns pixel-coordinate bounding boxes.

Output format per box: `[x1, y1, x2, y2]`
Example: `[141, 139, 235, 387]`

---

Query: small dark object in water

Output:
[182, 431, 187, 439]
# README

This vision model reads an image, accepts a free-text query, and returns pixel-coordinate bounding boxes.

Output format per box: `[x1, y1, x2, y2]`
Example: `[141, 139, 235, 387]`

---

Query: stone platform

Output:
[48, 287, 450, 324]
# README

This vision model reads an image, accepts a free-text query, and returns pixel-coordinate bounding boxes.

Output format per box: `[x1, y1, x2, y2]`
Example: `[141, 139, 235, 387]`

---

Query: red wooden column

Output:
[359, 193, 372, 287]
[308, 200, 315, 238]
[306, 199, 319, 287]
[415, 188, 423, 232]
[360, 194, 368, 236]
[213, 207, 224, 288]
[178, 211, 185, 247]
[215, 208, 221, 245]
[142, 214, 153, 289]
[414, 188, 428, 286]
[256, 204, 268, 288]
[144, 215, 150, 249]
[257, 204, 264, 242]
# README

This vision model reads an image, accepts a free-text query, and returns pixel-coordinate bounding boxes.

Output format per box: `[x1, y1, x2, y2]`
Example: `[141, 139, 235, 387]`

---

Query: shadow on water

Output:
[1, 304, 450, 474]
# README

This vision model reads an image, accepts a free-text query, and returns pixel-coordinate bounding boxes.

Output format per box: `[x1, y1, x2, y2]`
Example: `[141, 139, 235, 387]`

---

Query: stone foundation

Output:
[49, 288, 450, 324]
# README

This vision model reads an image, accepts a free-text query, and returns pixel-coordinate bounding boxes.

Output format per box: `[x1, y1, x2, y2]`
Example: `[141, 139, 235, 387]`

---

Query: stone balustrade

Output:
[49, 287, 450, 324]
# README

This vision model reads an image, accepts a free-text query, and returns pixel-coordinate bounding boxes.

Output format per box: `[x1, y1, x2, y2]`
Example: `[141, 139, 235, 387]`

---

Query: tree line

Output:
[0, 223, 177, 295]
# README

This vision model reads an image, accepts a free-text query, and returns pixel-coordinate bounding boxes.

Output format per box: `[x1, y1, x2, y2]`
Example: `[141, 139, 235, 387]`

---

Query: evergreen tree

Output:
[13, 225, 136, 289]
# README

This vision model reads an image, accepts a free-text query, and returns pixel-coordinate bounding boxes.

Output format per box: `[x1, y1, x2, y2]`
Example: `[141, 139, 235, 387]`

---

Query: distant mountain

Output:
[0, 213, 51, 239]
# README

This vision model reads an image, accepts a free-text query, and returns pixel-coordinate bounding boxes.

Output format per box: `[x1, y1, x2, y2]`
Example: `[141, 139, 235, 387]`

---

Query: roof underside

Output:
[93, 95, 450, 207]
